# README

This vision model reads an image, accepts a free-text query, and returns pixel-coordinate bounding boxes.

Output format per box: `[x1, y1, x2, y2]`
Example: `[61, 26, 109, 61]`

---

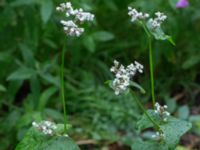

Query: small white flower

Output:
[56, 2, 94, 37]
[32, 120, 57, 136]
[154, 102, 170, 122]
[152, 131, 165, 140]
[110, 60, 143, 95]
[128, 7, 149, 22]
[149, 11, 167, 28]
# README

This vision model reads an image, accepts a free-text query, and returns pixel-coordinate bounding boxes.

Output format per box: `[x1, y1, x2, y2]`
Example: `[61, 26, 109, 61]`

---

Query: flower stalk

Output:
[61, 48, 67, 133]
[148, 37, 156, 107]
[141, 22, 156, 107]
[57, 2, 94, 134]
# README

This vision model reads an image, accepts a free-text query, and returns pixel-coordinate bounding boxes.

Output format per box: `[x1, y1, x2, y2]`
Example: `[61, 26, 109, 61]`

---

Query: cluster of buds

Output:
[149, 12, 167, 28]
[110, 60, 143, 95]
[152, 131, 165, 140]
[128, 7, 149, 22]
[154, 102, 170, 122]
[56, 2, 94, 37]
[32, 121, 57, 136]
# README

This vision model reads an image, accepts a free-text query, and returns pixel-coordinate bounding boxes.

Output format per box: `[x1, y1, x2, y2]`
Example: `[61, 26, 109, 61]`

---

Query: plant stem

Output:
[148, 38, 156, 107]
[131, 90, 160, 130]
[141, 23, 156, 107]
[61, 48, 67, 133]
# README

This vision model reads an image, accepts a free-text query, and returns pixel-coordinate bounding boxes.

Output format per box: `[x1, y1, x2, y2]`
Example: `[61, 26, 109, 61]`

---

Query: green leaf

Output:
[19, 44, 35, 67]
[165, 98, 177, 113]
[146, 21, 175, 45]
[137, 110, 192, 149]
[92, 31, 115, 42]
[15, 128, 80, 150]
[40, 74, 60, 87]
[7, 67, 36, 81]
[10, 0, 36, 7]
[83, 36, 96, 52]
[131, 140, 168, 150]
[175, 146, 189, 150]
[38, 87, 58, 111]
[40, 0, 53, 24]
[54, 124, 72, 135]
[182, 55, 200, 69]
[137, 110, 161, 131]
[177, 105, 189, 120]
[130, 81, 146, 94]
[160, 117, 192, 149]
[0, 84, 6, 92]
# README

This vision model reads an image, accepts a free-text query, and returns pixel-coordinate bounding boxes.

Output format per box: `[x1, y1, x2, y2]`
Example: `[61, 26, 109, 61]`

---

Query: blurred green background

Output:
[0, 0, 200, 149]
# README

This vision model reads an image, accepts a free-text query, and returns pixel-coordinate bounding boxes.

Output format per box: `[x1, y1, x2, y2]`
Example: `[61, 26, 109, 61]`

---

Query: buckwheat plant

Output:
[15, 2, 94, 150]
[108, 6, 192, 150]
[56, 1, 94, 134]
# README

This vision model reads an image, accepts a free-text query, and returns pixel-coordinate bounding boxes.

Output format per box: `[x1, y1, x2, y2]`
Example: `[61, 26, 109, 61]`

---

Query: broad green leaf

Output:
[40, 0, 53, 24]
[146, 21, 175, 45]
[177, 105, 189, 119]
[7, 67, 36, 80]
[15, 128, 80, 150]
[160, 117, 192, 149]
[131, 140, 168, 150]
[41, 136, 80, 150]
[83, 36, 96, 52]
[137, 110, 161, 131]
[0, 84, 6, 92]
[92, 31, 115, 42]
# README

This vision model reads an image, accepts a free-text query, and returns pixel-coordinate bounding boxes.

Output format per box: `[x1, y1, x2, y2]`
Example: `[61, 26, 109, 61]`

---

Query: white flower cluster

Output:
[152, 131, 165, 140]
[56, 2, 94, 37]
[128, 7, 167, 29]
[110, 60, 143, 95]
[154, 102, 170, 122]
[32, 121, 57, 136]
[128, 7, 149, 22]
[149, 12, 167, 28]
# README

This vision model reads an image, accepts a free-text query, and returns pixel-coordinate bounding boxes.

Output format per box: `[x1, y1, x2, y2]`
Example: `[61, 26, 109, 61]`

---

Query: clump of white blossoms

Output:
[56, 2, 94, 37]
[128, 7, 167, 29]
[128, 7, 149, 22]
[110, 60, 143, 95]
[152, 131, 165, 140]
[32, 120, 57, 136]
[149, 12, 167, 28]
[154, 102, 170, 122]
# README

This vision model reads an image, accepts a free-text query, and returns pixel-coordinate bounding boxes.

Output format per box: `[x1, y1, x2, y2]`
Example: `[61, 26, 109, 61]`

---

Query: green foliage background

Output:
[0, 0, 200, 149]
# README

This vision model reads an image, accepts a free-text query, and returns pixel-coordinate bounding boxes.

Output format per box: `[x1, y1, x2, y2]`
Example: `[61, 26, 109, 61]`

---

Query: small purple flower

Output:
[176, 0, 189, 8]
